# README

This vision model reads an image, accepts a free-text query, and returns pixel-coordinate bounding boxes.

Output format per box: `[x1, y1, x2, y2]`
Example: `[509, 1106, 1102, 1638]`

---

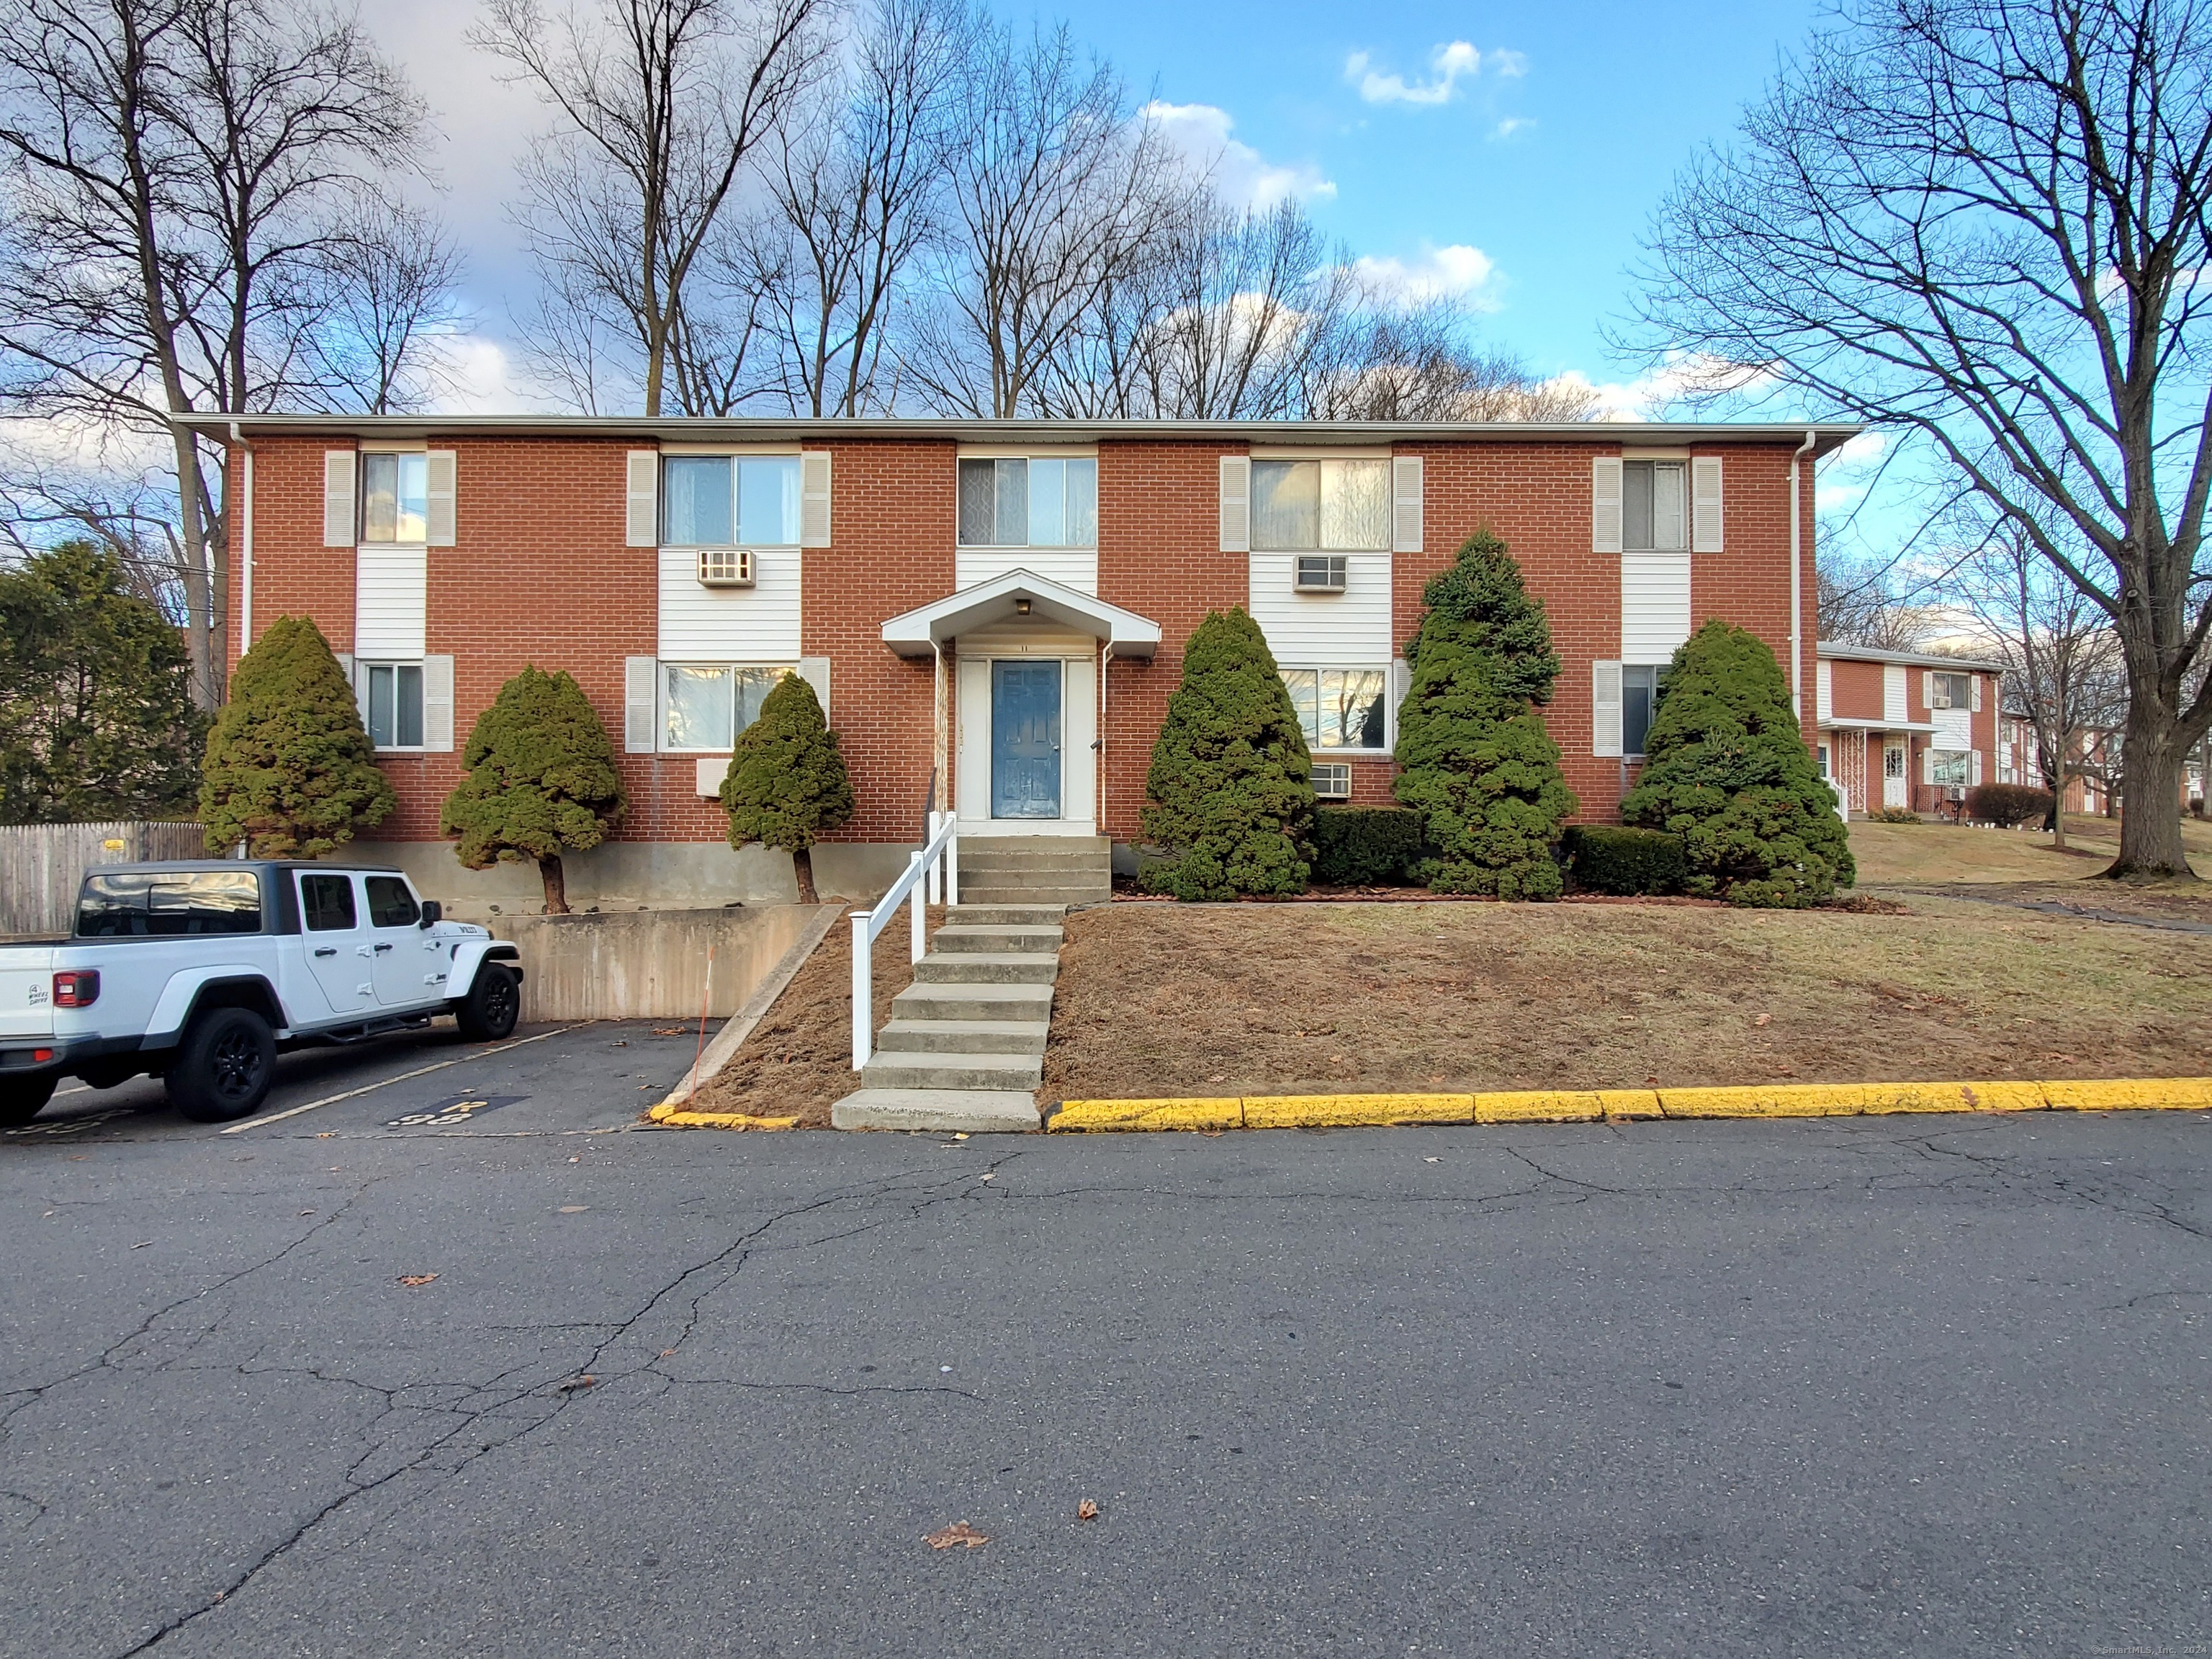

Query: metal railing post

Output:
[908, 850, 926, 963]
[850, 911, 871, 1070]
[945, 822, 958, 907]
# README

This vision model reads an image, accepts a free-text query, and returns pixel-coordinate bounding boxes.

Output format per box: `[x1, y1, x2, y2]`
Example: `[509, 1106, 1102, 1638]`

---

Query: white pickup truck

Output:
[0, 861, 523, 1127]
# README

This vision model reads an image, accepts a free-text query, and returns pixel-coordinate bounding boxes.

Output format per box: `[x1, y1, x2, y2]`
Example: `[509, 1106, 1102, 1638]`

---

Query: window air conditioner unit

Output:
[1313, 763, 1352, 799]
[1294, 554, 1347, 593]
[696, 547, 755, 588]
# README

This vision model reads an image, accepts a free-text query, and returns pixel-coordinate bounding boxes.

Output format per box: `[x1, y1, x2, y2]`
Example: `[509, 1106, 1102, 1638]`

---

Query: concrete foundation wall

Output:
[489, 904, 824, 1022]
[346, 840, 917, 915]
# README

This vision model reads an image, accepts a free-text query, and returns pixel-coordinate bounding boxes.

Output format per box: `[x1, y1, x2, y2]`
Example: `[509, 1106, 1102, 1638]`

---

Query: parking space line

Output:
[217, 1028, 576, 1135]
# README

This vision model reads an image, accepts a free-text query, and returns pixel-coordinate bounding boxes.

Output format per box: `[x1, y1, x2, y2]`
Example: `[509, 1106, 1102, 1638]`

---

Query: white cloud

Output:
[1344, 41, 1484, 107]
[1142, 101, 1335, 209]
[1489, 49, 1530, 78]
[1492, 117, 1533, 140]
[1350, 245, 1503, 310]
[1545, 354, 1781, 421]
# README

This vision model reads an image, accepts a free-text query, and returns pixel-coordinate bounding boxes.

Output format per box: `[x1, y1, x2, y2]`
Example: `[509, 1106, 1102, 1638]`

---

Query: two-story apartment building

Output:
[190, 415, 1857, 905]
[1815, 643, 2002, 817]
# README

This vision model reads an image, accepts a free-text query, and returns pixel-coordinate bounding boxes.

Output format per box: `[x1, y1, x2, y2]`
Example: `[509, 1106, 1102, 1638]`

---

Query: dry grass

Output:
[1039, 896, 2212, 1106]
[1845, 821, 2108, 885]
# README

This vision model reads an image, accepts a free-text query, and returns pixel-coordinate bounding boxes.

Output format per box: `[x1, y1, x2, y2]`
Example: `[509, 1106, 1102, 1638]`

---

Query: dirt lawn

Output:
[1038, 896, 2212, 1106]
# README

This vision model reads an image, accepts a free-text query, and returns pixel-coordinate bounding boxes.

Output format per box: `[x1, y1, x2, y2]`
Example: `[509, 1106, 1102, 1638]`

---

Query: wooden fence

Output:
[0, 821, 210, 937]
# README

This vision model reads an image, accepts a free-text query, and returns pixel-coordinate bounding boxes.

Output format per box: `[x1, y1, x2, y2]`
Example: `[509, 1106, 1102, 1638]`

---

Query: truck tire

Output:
[454, 963, 520, 1043]
[0, 1074, 55, 1129]
[167, 1007, 276, 1123]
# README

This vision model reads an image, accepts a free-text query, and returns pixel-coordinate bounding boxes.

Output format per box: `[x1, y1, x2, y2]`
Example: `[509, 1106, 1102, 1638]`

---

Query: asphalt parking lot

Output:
[6, 1020, 698, 1145]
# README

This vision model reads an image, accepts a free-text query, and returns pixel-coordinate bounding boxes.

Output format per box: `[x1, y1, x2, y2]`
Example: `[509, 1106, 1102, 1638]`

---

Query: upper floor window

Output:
[1252, 459, 1389, 552]
[1929, 671, 1972, 709]
[662, 455, 801, 547]
[361, 451, 428, 544]
[958, 457, 1097, 547]
[1623, 461, 1684, 552]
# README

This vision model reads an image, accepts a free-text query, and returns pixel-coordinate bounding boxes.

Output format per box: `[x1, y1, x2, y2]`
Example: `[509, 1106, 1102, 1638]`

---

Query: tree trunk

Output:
[539, 854, 570, 914]
[2105, 716, 2195, 879]
[791, 845, 818, 905]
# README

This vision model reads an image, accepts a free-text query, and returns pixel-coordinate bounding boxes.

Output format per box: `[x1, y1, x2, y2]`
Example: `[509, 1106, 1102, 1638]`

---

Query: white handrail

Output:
[851, 810, 959, 1069]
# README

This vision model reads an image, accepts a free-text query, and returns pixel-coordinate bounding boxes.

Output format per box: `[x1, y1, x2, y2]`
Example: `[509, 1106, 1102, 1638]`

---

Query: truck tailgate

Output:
[0, 948, 56, 1039]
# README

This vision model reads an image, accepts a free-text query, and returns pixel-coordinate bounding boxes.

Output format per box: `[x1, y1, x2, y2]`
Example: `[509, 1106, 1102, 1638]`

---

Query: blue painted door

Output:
[992, 660, 1062, 819]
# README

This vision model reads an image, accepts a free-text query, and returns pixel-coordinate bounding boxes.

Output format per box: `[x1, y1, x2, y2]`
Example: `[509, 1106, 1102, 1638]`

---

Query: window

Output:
[1251, 459, 1390, 551]
[662, 664, 791, 750]
[1817, 743, 1831, 777]
[76, 871, 261, 937]
[958, 457, 1097, 547]
[1282, 668, 1388, 751]
[1929, 672, 1971, 709]
[661, 455, 802, 546]
[1884, 746, 1906, 779]
[364, 876, 420, 928]
[1622, 461, 1686, 552]
[360, 451, 428, 544]
[1930, 750, 1969, 787]
[1622, 665, 1660, 757]
[300, 874, 357, 932]
[362, 662, 424, 749]
[1313, 762, 1352, 799]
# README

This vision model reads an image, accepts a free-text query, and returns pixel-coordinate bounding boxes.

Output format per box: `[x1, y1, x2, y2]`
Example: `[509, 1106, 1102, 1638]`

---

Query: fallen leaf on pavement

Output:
[397, 1274, 439, 1287]
[652, 1027, 688, 1036]
[557, 1375, 596, 1393]
[925, 1521, 989, 1550]
[1077, 1499, 1099, 1521]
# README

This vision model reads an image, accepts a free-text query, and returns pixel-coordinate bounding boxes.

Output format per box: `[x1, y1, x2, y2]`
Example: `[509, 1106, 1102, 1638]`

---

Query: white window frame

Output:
[658, 451, 804, 550]
[1619, 662, 1663, 758]
[1249, 457, 1394, 554]
[955, 452, 1100, 549]
[1929, 748, 1970, 788]
[357, 660, 426, 752]
[657, 661, 796, 753]
[1928, 671, 1972, 710]
[1622, 459, 1687, 554]
[1280, 665, 1393, 755]
[358, 447, 431, 549]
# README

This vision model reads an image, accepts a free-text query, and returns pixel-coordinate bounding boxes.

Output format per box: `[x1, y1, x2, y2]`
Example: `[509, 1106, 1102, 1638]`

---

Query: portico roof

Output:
[880, 569, 1161, 660]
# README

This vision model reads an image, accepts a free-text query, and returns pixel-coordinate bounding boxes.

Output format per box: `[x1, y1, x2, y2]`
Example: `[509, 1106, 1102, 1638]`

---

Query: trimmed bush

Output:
[1620, 619, 1855, 907]
[441, 665, 628, 914]
[1312, 804, 1425, 886]
[719, 672, 855, 904]
[1564, 825, 1688, 896]
[1141, 607, 1315, 901]
[1965, 782, 2054, 827]
[1393, 529, 1578, 899]
[1869, 804, 1921, 824]
[199, 614, 395, 858]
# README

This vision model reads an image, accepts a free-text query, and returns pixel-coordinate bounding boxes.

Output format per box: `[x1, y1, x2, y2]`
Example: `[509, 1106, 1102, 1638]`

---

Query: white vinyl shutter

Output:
[1593, 660, 1623, 757]
[1218, 456, 1250, 552]
[1391, 455, 1424, 552]
[336, 655, 362, 723]
[1971, 674, 1984, 711]
[800, 451, 832, 547]
[625, 451, 659, 548]
[323, 451, 357, 549]
[624, 656, 659, 752]
[797, 655, 830, 717]
[1592, 457, 1623, 554]
[426, 450, 457, 547]
[1923, 670, 1936, 708]
[1691, 456, 1723, 552]
[1971, 750, 1984, 786]
[422, 654, 454, 752]
[1920, 747, 1933, 784]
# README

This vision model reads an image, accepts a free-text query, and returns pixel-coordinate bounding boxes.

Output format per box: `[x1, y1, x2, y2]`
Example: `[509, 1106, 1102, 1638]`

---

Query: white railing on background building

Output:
[850, 810, 959, 1070]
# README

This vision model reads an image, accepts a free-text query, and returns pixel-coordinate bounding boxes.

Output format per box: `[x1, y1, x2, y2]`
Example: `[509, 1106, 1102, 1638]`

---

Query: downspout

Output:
[932, 639, 948, 824]
[1789, 428, 1816, 720]
[230, 421, 253, 656]
[1097, 642, 1115, 836]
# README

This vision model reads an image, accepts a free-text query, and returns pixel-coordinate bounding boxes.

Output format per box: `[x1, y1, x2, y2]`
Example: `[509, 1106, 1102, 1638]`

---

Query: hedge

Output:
[1311, 804, 1425, 886]
[1563, 825, 1687, 896]
[1965, 782, 2054, 827]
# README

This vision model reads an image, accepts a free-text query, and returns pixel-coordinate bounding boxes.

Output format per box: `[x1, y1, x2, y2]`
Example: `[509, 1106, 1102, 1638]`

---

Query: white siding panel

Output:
[1247, 551, 1391, 664]
[1933, 708, 1973, 748]
[1883, 664, 1907, 724]
[955, 546, 1097, 594]
[657, 546, 802, 660]
[1619, 551, 1691, 662]
[1817, 658, 1833, 723]
[354, 544, 427, 659]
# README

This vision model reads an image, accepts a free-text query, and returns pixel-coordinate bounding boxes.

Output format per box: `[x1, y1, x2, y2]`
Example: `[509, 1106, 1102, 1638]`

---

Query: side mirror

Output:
[418, 899, 442, 928]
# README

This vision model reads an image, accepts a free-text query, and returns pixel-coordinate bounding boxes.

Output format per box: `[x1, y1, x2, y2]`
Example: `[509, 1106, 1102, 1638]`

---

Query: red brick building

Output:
[193, 415, 1858, 904]
[1815, 644, 2002, 817]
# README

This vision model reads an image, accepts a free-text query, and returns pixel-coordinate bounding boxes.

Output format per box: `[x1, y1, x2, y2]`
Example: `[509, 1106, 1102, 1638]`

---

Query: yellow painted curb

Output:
[1050, 1097, 1243, 1132]
[1659, 1084, 1869, 1119]
[1245, 1093, 1472, 1128]
[1860, 1080, 2047, 1115]
[2043, 1077, 2212, 1112]
[1473, 1089, 1610, 1124]
[646, 1103, 799, 1130]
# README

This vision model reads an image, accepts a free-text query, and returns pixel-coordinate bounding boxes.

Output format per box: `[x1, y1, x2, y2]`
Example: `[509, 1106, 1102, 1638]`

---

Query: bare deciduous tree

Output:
[1627, 0, 2212, 878]
[1817, 549, 1931, 651]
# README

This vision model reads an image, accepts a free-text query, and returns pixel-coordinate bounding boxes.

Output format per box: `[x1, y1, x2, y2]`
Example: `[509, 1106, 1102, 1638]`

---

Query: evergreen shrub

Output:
[1311, 804, 1424, 886]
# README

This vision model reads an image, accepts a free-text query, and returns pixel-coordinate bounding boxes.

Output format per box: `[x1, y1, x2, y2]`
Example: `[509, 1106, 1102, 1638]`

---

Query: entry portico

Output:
[881, 568, 1160, 837]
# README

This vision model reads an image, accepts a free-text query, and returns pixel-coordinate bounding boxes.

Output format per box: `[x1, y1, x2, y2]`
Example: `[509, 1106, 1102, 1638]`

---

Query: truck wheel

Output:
[0, 1075, 55, 1129]
[168, 1007, 276, 1123]
[454, 964, 520, 1042]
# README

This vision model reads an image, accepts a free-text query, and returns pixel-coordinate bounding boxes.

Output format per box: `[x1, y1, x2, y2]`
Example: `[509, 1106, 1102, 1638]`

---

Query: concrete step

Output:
[831, 1088, 1040, 1133]
[860, 1049, 1044, 1092]
[945, 904, 1069, 926]
[962, 836, 1109, 854]
[959, 845, 1110, 865]
[932, 923, 1064, 954]
[958, 884, 1108, 906]
[875, 1018, 1048, 1056]
[891, 981, 1055, 1022]
[912, 951, 1059, 986]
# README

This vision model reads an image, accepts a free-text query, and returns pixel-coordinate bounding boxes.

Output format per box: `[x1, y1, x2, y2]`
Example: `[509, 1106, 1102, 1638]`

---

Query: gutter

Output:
[230, 421, 253, 654]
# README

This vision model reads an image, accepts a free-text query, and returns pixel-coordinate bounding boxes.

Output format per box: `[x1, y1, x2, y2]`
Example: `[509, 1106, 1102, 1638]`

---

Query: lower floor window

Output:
[1930, 748, 1969, 788]
[362, 662, 423, 749]
[1621, 665, 1660, 757]
[1282, 667, 1388, 751]
[663, 663, 791, 750]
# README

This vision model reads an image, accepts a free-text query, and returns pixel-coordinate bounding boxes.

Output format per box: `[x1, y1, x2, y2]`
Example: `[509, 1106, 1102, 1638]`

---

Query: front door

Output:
[992, 660, 1062, 819]
[1882, 741, 1907, 808]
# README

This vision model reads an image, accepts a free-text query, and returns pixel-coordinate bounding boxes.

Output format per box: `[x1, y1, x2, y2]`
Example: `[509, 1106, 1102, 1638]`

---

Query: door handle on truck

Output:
[373, 942, 393, 953]
[314, 947, 337, 958]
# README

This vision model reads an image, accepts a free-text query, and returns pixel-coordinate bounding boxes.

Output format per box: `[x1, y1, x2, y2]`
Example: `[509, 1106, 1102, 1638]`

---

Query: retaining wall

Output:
[489, 904, 824, 1022]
